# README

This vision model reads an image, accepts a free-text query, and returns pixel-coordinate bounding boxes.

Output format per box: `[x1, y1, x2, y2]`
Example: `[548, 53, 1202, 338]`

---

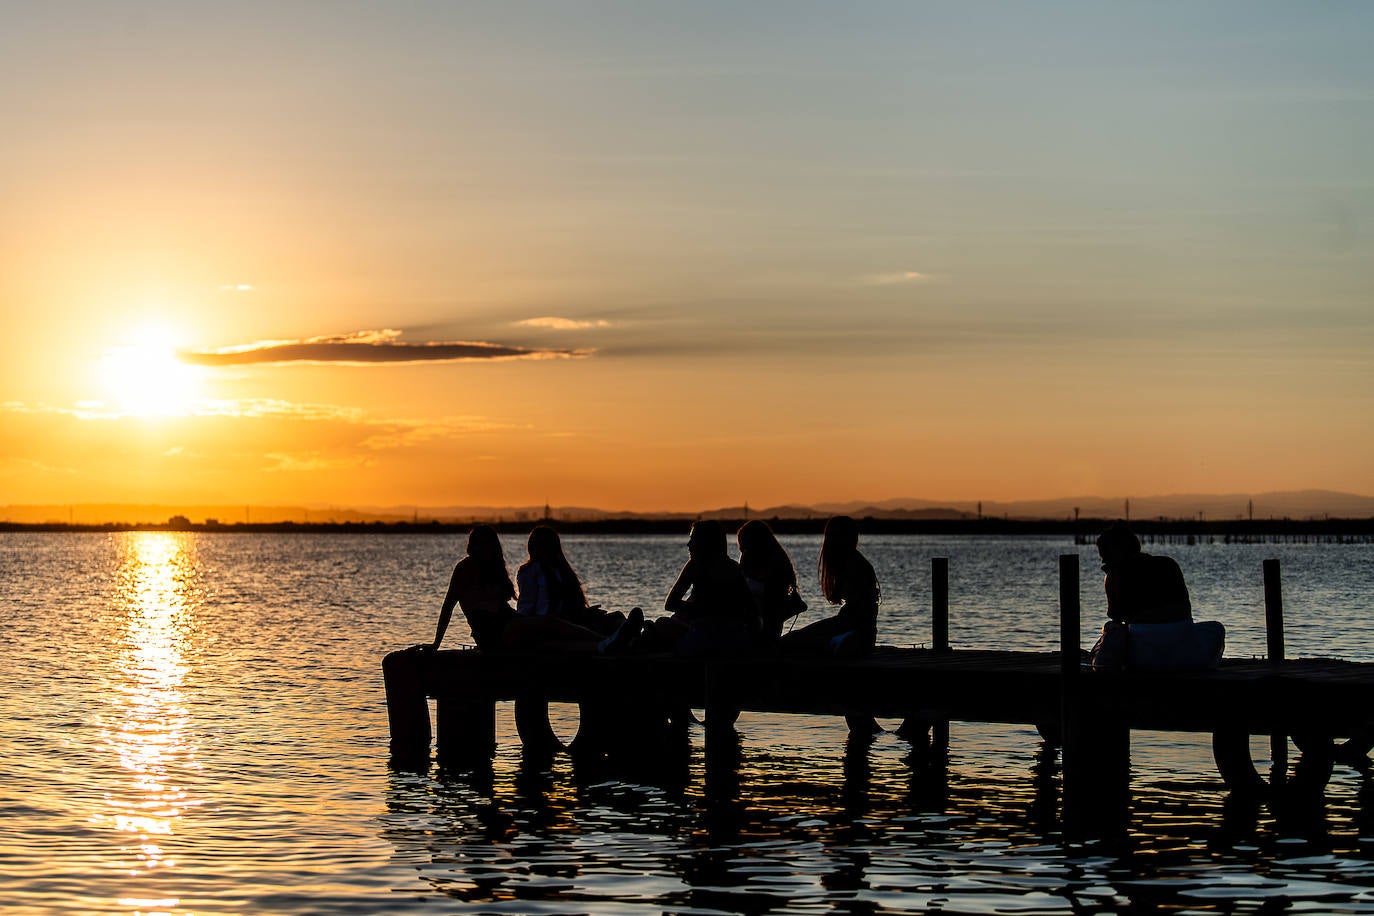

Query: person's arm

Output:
[432, 562, 464, 650]
[665, 560, 695, 614]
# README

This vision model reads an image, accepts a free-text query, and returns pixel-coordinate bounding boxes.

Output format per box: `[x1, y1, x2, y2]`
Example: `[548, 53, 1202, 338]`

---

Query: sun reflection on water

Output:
[99, 533, 202, 881]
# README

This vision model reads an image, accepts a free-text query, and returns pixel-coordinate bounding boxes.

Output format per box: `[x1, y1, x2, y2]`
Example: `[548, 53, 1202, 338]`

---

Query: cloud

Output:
[862, 271, 939, 286]
[264, 452, 375, 473]
[179, 329, 588, 367]
[220, 284, 255, 292]
[2, 398, 509, 446]
[514, 316, 612, 331]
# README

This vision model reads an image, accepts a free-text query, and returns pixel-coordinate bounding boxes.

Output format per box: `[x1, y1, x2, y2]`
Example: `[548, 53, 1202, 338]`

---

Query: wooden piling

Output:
[514, 695, 561, 760]
[932, 557, 949, 653]
[435, 696, 496, 770]
[897, 557, 950, 751]
[383, 648, 431, 765]
[1060, 553, 1130, 838]
[1264, 558, 1288, 784]
[931, 557, 950, 754]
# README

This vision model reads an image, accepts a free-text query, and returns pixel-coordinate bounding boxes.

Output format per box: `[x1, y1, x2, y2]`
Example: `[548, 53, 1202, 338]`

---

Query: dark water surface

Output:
[2, 531, 1372, 914]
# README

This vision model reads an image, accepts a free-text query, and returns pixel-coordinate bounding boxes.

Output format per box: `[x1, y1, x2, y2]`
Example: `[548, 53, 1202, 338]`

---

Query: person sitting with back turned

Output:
[1089, 520, 1223, 672]
[517, 525, 626, 636]
[779, 515, 880, 657]
[641, 519, 759, 656]
[429, 525, 640, 654]
[737, 519, 806, 643]
[1096, 521, 1192, 624]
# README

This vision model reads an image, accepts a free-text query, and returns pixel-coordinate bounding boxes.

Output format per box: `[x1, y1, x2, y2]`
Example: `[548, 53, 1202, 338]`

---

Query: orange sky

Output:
[3, 4, 1372, 512]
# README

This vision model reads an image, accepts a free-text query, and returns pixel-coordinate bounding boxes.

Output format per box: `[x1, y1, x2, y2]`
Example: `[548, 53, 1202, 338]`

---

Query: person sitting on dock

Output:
[1096, 521, 1192, 624]
[1090, 521, 1224, 671]
[737, 519, 806, 643]
[779, 515, 879, 657]
[642, 519, 759, 655]
[429, 525, 641, 654]
[517, 525, 625, 636]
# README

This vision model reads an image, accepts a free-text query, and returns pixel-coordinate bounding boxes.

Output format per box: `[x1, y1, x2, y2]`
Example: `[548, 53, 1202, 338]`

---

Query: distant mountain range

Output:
[5, 489, 1373, 526]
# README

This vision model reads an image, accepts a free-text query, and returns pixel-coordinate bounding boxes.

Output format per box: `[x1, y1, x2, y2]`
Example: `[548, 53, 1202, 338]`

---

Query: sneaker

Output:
[598, 606, 644, 655]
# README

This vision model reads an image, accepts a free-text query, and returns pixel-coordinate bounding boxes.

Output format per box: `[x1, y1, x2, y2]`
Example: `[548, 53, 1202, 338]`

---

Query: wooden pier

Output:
[384, 555, 1374, 837]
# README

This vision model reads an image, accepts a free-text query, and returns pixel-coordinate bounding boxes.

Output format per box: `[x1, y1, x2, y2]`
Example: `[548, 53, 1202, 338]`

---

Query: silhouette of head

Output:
[738, 519, 797, 587]
[1096, 521, 1141, 567]
[689, 519, 728, 560]
[466, 525, 505, 566]
[819, 515, 860, 603]
[527, 524, 563, 565]
[736, 519, 775, 556]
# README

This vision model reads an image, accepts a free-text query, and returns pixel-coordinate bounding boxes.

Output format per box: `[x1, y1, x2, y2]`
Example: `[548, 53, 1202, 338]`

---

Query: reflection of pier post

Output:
[1059, 553, 1129, 839]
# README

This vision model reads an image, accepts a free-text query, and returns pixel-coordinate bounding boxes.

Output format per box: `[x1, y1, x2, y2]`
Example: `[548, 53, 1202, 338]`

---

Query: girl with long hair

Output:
[430, 525, 638, 653]
[517, 525, 624, 635]
[736, 519, 806, 642]
[780, 516, 879, 656]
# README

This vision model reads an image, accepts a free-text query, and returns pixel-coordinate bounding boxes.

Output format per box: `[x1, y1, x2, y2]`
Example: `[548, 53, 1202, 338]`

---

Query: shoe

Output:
[598, 606, 644, 654]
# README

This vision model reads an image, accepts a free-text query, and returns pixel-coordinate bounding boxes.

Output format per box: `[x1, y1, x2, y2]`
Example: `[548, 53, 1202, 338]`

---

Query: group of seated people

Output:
[427, 515, 879, 658]
[426, 515, 1212, 667]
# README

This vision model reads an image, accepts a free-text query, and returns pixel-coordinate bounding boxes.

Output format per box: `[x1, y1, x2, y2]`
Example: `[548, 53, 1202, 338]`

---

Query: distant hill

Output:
[4, 489, 1371, 526]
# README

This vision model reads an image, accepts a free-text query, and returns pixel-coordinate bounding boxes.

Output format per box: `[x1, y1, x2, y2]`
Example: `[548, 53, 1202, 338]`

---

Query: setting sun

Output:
[98, 330, 204, 417]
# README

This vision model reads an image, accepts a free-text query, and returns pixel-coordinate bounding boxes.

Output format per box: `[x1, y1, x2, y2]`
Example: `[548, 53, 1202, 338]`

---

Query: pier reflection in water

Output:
[383, 705, 1374, 914]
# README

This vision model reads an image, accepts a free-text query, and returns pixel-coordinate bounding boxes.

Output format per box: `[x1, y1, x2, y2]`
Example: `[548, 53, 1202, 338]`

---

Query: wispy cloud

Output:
[2, 398, 510, 445]
[514, 316, 612, 331]
[179, 329, 588, 367]
[264, 452, 375, 473]
[862, 271, 940, 286]
[219, 284, 255, 292]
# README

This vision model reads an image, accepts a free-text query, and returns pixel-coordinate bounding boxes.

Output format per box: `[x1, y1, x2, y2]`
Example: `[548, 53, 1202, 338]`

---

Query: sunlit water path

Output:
[2, 531, 1372, 914]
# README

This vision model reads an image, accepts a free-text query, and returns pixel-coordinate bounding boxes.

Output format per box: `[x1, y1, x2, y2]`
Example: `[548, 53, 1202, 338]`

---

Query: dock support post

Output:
[383, 648, 431, 767]
[1265, 558, 1288, 786]
[898, 557, 950, 754]
[930, 557, 950, 754]
[514, 696, 561, 761]
[1060, 553, 1129, 839]
[435, 696, 496, 771]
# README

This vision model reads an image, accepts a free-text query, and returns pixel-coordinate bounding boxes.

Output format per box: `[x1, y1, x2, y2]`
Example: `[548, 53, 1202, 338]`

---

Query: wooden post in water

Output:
[435, 695, 496, 770]
[1059, 553, 1130, 838]
[1264, 558, 1288, 784]
[897, 557, 950, 751]
[931, 557, 950, 755]
[383, 648, 431, 766]
[1059, 554, 1083, 818]
[514, 696, 561, 761]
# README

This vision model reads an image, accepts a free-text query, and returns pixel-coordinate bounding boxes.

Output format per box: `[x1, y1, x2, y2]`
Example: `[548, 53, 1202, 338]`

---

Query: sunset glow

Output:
[98, 331, 205, 417]
[3, 3, 1372, 516]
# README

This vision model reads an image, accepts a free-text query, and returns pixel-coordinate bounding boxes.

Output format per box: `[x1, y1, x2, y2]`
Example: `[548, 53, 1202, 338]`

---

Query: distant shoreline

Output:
[3, 516, 1372, 541]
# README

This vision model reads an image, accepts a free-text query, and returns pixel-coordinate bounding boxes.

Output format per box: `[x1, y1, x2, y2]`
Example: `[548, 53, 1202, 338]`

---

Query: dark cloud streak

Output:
[180, 331, 586, 367]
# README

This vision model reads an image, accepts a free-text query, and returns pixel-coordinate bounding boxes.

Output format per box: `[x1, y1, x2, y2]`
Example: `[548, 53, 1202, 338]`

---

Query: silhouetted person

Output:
[780, 516, 880, 656]
[737, 519, 806, 642]
[430, 525, 639, 653]
[517, 525, 625, 635]
[644, 520, 758, 655]
[1096, 521, 1191, 624]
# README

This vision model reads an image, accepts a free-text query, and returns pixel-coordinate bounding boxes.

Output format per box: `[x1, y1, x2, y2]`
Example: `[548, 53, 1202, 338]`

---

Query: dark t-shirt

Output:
[1105, 552, 1192, 624]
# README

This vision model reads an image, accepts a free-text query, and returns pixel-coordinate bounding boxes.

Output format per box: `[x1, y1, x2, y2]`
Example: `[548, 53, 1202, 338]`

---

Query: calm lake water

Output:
[2, 530, 1373, 915]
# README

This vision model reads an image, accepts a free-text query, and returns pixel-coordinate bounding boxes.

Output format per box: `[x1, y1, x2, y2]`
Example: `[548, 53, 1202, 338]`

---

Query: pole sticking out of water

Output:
[1264, 558, 1288, 785]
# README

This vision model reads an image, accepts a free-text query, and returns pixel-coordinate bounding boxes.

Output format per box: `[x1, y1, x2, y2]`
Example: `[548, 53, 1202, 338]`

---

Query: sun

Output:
[99, 329, 205, 417]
